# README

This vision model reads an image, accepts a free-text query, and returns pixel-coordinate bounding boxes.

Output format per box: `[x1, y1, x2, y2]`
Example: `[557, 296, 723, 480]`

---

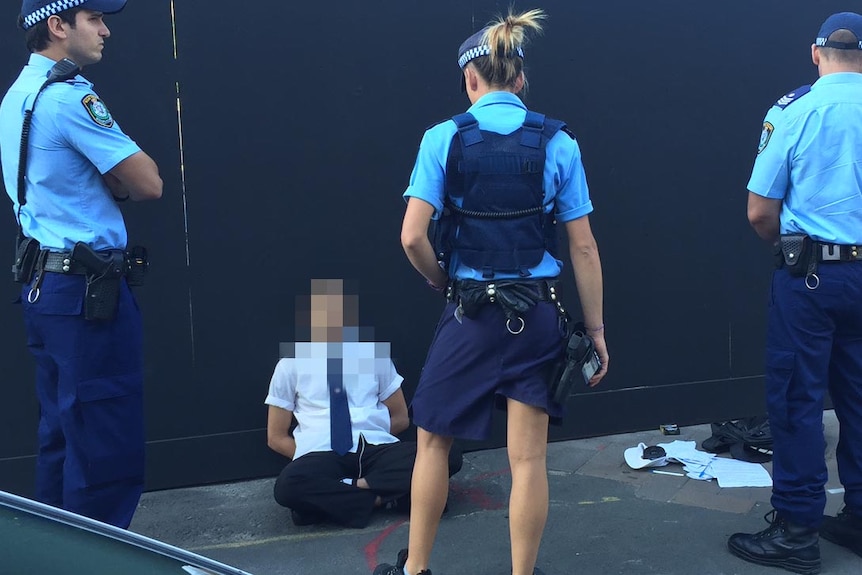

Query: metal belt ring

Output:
[506, 317, 525, 335]
[27, 287, 40, 303]
[805, 273, 820, 291]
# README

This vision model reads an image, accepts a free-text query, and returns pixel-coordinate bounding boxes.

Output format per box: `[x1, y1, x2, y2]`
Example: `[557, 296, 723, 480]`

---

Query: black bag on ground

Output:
[701, 416, 773, 463]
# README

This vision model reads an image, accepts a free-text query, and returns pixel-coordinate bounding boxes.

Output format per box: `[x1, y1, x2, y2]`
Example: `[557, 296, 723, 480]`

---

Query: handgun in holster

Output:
[12, 234, 40, 284]
[71, 241, 125, 321]
[779, 234, 817, 278]
[547, 323, 601, 404]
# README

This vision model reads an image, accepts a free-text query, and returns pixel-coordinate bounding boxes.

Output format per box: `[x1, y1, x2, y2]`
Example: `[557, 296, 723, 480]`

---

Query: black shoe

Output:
[290, 508, 324, 526]
[372, 549, 431, 575]
[728, 510, 821, 574]
[382, 494, 411, 514]
[821, 508, 862, 558]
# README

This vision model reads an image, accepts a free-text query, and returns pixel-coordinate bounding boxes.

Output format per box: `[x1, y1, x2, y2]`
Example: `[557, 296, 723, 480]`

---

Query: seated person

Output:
[266, 279, 461, 527]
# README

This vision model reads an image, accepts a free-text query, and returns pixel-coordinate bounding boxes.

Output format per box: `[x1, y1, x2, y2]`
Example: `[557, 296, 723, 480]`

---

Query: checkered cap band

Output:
[815, 37, 862, 49]
[458, 44, 525, 69]
[22, 0, 87, 29]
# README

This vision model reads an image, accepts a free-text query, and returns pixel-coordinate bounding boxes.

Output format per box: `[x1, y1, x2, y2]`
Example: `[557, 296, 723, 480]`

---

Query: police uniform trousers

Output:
[21, 272, 145, 529]
[767, 262, 862, 527]
[273, 439, 462, 528]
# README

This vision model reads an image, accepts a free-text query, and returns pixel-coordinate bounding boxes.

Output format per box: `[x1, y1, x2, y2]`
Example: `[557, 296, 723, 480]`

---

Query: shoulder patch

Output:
[757, 121, 774, 154]
[774, 85, 811, 110]
[81, 94, 114, 128]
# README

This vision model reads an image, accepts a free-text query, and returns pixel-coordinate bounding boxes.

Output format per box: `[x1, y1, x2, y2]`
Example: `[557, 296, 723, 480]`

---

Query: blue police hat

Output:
[457, 27, 524, 91]
[20, 0, 127, 30]
[815, 12, 862, 50]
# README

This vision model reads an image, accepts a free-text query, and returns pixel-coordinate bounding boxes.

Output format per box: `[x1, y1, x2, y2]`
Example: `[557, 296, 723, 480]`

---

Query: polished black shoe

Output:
[372, 549, 431, 575]
[821, 508, 862, 558]
[727, 510, 821, 574]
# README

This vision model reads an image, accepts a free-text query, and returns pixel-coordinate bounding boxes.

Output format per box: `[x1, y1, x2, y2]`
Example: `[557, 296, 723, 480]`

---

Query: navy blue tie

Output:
[328, 358, 353, 456]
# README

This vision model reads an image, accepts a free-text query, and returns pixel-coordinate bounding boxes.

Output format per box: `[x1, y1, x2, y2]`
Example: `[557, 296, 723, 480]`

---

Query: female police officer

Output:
[374, 9, 608, 575]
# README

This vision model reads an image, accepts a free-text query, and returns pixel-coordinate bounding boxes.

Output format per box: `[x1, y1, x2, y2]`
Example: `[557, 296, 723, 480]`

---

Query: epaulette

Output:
[561, 126, 576, 140]
[774, 85, 811, 110]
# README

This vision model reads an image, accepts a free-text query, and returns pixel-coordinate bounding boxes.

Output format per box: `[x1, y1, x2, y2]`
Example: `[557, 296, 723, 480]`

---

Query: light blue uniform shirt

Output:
[0, 54, 141, 251]
[748, 73, 862, 244]
[404, 91, 593, 280]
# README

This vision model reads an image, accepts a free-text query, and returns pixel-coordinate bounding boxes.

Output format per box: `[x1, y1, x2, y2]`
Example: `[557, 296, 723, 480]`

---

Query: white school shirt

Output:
[265, 342, 404, 460]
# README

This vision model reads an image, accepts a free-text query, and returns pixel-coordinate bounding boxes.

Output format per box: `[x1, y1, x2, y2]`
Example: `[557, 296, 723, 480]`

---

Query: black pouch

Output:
[548, 324, 601, 404]
[12, 234, 40, 284]
[779, 234, 816, 277]
[71, 242, 124, 321]
[455, 280, 542, 320]
[125, 245, 148, 287]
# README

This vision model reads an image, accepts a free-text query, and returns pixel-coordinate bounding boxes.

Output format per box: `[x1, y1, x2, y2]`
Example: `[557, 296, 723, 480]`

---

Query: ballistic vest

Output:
[439, 111, 565, 278]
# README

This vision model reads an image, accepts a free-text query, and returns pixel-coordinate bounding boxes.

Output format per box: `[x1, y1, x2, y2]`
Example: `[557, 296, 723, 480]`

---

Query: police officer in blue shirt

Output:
[374, 9, 607, 575]
[0, 0, 162, 528]
[728, 12, 862, 574]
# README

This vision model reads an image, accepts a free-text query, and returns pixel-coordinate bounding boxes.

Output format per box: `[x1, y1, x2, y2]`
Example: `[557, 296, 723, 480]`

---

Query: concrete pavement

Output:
[129, 410, 861, 575]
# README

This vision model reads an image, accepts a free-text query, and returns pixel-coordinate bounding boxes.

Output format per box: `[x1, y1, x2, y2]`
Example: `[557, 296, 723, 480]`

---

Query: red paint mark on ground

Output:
[364, 519, 407, 570]
[449, 467, 510, 510]
[363, 468, 511, 568]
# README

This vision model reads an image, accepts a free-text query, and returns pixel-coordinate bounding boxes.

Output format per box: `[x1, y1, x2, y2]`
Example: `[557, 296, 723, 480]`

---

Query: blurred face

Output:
[61, 10, 110, 66]
[310, 294, 345, 333]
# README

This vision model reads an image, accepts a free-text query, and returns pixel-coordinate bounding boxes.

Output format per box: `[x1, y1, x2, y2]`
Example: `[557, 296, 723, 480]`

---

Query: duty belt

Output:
[815, 242, 861, 262]
[446, 278, 560, 303]
[40, 251, 88, 274]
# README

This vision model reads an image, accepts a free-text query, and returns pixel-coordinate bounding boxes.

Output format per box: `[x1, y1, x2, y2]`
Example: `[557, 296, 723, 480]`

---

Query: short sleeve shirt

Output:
[265, 342, 404, 460]
[748, 73, 862, 244]
[403, 91, 593, 280]
[0, 54, 141, 251]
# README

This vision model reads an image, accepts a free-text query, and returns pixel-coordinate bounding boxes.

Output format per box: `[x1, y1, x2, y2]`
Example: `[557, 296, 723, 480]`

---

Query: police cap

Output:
[816, 12, 862, 50]
[20, 0, 127, 30]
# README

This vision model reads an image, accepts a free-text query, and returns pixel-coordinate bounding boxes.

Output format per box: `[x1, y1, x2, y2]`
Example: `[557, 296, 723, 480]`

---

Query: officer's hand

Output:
[589, 332, 609, 387]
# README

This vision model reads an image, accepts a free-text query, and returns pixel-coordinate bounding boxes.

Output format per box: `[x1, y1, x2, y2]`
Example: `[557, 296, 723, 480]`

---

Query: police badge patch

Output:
[81, 94, 114, 128]
[757, 121, 774, 154]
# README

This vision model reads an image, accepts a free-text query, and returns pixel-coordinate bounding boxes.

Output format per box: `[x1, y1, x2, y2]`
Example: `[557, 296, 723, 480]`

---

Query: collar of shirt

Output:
[468, 90, 526, 113]
[26, 53, 89, 87]
[813, 72, 862, 89]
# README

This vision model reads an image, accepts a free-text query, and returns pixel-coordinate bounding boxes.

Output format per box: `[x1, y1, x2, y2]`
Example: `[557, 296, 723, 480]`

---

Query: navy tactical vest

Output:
[437, 110, 565, 278]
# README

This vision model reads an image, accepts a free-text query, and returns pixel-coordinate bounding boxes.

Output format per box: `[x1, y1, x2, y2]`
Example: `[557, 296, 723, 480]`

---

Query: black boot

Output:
[821, 507, 862, 558]
[727, 510, 821, 574]
[372, 549, 432, 575]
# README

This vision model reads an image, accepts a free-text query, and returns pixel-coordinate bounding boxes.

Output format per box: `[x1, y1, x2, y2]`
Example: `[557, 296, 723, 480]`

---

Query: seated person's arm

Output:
[383, 388, 409, 436]
[267, 405, 297, 459]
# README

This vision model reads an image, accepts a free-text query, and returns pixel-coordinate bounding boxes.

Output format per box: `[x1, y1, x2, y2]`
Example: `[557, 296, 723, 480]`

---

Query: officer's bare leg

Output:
[507, 398, 549, 575]
[405, 428, 453, 575]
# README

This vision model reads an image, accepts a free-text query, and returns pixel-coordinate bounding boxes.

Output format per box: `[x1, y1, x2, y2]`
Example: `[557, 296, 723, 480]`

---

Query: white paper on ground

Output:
[709, 457, 773, 488]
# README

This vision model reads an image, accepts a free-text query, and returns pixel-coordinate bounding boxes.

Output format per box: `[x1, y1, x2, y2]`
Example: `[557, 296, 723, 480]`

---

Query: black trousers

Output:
[274, 439, 463, 528]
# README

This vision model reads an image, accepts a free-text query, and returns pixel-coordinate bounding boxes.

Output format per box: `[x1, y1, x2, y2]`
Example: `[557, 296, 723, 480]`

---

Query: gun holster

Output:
[548, 323, 600, 404]
[779, 234, 817, 278]
[12, 234, 40, 284]
[71, 242, 125, 321]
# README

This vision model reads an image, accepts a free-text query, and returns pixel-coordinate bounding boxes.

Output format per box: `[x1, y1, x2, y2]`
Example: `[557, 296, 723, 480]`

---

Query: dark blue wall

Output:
[0, 0, 847, 495]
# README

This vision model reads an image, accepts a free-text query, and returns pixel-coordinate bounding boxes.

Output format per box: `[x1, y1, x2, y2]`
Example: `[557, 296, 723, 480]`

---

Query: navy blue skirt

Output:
[411, 301, 566, 440]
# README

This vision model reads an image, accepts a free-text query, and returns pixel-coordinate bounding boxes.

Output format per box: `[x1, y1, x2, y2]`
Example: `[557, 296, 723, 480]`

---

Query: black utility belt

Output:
[446, 278, 560, 303]
[812, 242, 861, 262]
[446, 278, 568, 333]
[778, 235, 860, 283]
[14, 238, 149, 321]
